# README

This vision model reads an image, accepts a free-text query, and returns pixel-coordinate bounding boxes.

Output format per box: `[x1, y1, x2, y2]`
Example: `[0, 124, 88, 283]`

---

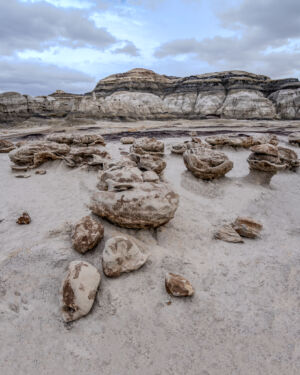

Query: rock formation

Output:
[183, 147, 233, 179]
[9, 141, 70, 170]
[2, 69, 300, 123]
[46, 133, 105, 147]
[60, 261, 101, 322]
[233, 217, 263, 239]
[102, 235, 149, 277]
[130, 137, 165, 157]
[289, 133, 300, 146]
[64, 147, 110, 168]
[165, 273, 194, 297]
[72, 216, 104, 254]
[215, 224, 244, 243]
[120, 137, 135, 144]
[90, 159, 179, 229]
[247, 144, 299, 173]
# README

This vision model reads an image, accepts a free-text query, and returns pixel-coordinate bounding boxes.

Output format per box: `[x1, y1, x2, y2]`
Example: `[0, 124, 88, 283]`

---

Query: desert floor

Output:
[0, 119, 300, 375]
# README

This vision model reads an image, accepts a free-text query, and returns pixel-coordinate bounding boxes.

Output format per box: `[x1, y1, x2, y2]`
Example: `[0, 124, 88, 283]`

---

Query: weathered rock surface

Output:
[215, 224, 244, 243]
[16, 212, 31, 225]
[102, 235, 149, 277]
[47, 133, 105, 147]
[64, 147, 110, 168]
[72, 216, 104, 254]
[1, 69, 300, 123]
[247, 144, 299, 172]
[130, 137, 164, 156]
[0, 139, 15, 153]
[120, 137, 135, 144]
[97, 165, 143, 191]
[90, 180, 179, 229]
[9, 141, 70, 169]
[60, 261, 101, 322]
[183, 147, 233, 180]
[129, 153, 166, 174]
[165, 273, 194, 297]
[233, 217, 263, 239]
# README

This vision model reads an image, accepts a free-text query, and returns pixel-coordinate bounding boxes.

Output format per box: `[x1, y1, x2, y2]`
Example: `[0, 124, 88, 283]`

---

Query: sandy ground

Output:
[0, 121, 300, 375]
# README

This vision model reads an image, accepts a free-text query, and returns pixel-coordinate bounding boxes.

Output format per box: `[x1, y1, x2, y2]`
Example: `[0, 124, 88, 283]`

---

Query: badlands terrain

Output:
[1, 69, 300, 375]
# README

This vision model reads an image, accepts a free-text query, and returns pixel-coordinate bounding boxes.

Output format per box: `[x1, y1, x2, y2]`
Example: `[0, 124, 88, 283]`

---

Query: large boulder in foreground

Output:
[60, 261, 101, 322]
[90, 181, 179, 229]
[183, 147, 233, 180]
[102, 235, 149, 277]
[9, 141, 70, 169]
[72, 216, 104, 254]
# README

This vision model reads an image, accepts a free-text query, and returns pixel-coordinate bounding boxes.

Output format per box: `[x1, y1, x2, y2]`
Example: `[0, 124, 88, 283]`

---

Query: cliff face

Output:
[1, 68, 300, 123]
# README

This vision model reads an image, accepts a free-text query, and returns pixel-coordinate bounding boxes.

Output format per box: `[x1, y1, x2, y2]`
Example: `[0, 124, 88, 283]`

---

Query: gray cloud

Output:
[0, 0, 117, 55]
[0, 59, 96, 96]
[154, 0, 300, 78]
[112, 41, 140, 56]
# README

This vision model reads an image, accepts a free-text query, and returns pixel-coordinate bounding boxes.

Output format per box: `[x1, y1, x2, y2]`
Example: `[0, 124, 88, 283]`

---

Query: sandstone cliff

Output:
[1, 68, 300, 123]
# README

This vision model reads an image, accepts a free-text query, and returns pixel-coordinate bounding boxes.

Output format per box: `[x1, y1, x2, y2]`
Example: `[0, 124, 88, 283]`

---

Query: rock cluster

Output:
[9, 141, 70, 170]
[130, 137, 165, 157]
[64, 147, 110, 168]
[288, 133, 300, 146]
[171, 137, 208, 154]
[247, 144, 300, 173]
[46, 133, 105, 147]
[205, 134, 278, 148]
[215, 217, 263, 243]
[183, 147, 233, 179]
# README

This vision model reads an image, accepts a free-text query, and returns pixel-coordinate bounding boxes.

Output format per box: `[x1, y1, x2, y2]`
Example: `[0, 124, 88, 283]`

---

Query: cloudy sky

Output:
[1, 0, 299, 95]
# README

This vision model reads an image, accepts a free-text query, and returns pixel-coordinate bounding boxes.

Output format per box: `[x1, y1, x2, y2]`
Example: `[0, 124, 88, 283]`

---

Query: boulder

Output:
[214, 224, 244, 243]
[142, 170, 159, 182]
[102, 235, 149, 277]
[130, 137, 164, 157]
[60, 261, 101, 322]
[0, 139, 15, 153]
[120, 137, 135, 144]
[72, 216, 104, 254]
[247, 144, 299, 172]
[252, 134, 278, 146]
[165, 273, 194, 297]
[183, 147, 233, 180]
[64, 147, 110, 168]
[233, 217, 263, 239]
[90, 181, 179, 229]
[9, 141, 70, 169]
[16, 212, 31, 225]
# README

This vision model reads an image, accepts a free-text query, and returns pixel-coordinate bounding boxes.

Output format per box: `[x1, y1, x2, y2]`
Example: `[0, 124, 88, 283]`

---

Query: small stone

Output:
[9, 303, 19, 313]
[214, 224, 244, 243]
[16, 212, 31, 225]
[72, 216, 104, 254]
[60, 261, 101, 322]
[165, 273, 194, 297]
[35, 169, 46, 175]
[15, 174, 31, 178]
[233, 217, 263, 238]
[102, 235, 149, 277]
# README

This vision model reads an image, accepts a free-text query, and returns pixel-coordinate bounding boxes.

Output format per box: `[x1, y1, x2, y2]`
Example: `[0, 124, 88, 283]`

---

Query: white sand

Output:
[0, 122, 300, 374]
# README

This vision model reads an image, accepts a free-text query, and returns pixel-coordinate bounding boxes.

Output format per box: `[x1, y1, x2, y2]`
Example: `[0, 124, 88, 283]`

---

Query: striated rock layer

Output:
[1, 68, 300, 123]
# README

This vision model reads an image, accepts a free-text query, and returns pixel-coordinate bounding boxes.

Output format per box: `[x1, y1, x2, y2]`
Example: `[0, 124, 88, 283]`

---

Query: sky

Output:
[0, 0, 299, 96]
